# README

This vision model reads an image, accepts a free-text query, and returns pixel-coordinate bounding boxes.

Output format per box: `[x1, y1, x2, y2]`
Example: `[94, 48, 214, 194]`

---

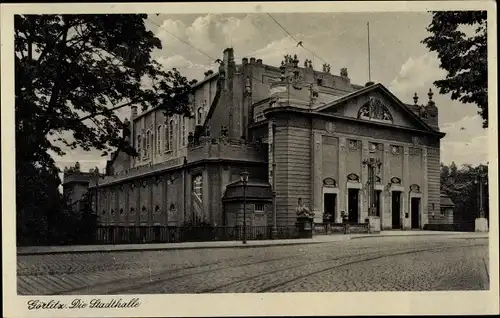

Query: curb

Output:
[17, 233, 487, 256]
[17, 240, 336, 256]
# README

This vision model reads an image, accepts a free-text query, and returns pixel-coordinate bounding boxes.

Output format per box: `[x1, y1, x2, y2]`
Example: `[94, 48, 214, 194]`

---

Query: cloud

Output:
[440, 115, 488, 166]
[156, 55, 217, 80]
[45, 12, 489, 175]
[388, 52, 445, 98]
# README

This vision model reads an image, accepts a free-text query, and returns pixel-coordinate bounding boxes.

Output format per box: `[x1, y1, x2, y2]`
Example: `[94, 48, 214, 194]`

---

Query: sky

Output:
[54, 12, 489, 175]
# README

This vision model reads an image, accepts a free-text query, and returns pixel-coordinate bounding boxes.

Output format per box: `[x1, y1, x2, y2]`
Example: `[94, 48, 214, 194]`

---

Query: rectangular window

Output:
[255, 204, 264, 213]
[142, 135, 147, 159]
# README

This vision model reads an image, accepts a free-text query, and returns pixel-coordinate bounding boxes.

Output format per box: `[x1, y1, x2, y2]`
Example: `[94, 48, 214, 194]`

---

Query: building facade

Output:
[70, 48, 448, 231]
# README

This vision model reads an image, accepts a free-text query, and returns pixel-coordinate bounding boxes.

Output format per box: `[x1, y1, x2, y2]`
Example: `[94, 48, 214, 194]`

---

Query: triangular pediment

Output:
[316, 83, 436, 133]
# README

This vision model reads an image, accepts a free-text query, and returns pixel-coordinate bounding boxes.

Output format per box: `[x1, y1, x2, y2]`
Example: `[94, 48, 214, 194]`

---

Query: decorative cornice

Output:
[263, 106, 445, 138]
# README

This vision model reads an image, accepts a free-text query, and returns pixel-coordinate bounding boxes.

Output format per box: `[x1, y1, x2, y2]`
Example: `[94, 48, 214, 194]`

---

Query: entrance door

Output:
[323, 193, 336, 223]
[391, 191, 401, 229]
[411, 198, 420, 229]
[348, 189, 359, 223]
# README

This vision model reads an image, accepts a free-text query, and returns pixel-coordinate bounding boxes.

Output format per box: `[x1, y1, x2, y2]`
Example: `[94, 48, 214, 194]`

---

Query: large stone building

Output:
[75, 48, 449, 231]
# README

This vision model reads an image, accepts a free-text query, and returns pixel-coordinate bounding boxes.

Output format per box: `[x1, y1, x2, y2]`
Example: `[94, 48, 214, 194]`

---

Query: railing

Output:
[314, 222, 370, 235]
[92, 225, 300, 245]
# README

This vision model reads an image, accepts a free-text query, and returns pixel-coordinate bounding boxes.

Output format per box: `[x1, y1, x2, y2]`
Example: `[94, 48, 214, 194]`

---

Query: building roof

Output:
[440, 195, 455, 208]
[222, 180, 273, 201]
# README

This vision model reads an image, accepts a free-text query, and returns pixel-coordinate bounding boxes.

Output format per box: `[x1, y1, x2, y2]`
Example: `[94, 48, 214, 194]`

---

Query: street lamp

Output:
[473, 167, 488, 219]
[240, 171, 249, 244]
[362, 157, 382, 217]
[362, 157, 382, 233]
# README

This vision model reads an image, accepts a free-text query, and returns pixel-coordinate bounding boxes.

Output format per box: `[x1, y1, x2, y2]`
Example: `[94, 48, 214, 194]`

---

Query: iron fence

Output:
[92, 225, 301, 245]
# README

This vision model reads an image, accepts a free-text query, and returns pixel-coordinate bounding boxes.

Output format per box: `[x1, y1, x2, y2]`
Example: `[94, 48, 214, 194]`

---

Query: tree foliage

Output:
[15, 14, 194, 245]
[440, 162, 489, 230]
[422, 11, 488, 128]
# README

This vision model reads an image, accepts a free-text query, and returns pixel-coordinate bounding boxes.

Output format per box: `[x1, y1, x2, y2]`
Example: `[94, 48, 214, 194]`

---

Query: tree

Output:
[15, 14, 194, 244]
[440, 162, 489, 231]
[422, 11, 488, 128]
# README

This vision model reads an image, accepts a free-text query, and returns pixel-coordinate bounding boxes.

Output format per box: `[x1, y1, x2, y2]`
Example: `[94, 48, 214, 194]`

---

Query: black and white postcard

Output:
[2, 1, 498, 317]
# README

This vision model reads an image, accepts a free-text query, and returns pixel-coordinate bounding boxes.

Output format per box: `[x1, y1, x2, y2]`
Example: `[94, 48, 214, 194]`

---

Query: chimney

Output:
[131, 105, 138, 119]
[250, 57, 256, 64]
[223, 47, 234, 65]
[256, 59, 263, 65]
[242, 57, 248, 65]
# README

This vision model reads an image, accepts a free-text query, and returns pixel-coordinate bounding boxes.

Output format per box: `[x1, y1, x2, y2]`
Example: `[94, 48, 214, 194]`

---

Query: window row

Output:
[101, 205, 163, 215]
[136, 117, 189, 162]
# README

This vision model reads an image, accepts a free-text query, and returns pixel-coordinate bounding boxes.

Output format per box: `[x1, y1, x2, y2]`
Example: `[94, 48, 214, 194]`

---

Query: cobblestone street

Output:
[17, 235, 489, 294]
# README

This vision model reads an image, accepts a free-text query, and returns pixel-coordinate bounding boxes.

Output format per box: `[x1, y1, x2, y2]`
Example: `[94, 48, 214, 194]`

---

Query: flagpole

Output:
[367, 22, 371, 82]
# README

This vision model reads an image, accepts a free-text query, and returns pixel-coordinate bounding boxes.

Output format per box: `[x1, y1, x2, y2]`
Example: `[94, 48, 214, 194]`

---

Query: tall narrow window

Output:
[142, 135, 147, 159]
[146, 130, 151, 159]
[197, 107, 203, 125]
[193, 174, 203, 202]
[137, 134, 141, 161]
[164, 121, 170, 151]
[157, 125, 162, 154]
[181, 117, 186, 147]
[169, 120, 175, 151]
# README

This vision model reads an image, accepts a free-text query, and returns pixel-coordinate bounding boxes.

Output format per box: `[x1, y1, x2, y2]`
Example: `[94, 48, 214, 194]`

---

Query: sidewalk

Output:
[17, 231, 488, 255]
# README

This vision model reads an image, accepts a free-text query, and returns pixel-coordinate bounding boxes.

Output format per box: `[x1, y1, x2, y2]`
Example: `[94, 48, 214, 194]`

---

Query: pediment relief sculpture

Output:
[358, 97, 393, 124]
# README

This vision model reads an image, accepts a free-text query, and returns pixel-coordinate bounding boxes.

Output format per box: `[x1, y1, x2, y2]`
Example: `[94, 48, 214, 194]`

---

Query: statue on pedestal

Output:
[295, 198, 314, 219]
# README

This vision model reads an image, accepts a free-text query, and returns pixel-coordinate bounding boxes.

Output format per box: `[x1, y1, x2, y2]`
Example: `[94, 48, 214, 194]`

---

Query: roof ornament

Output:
[322, 63, 331, 73]
[413, 92, 419, 105]
[427, 88, 435, 106]
[340, 68, 348, 78]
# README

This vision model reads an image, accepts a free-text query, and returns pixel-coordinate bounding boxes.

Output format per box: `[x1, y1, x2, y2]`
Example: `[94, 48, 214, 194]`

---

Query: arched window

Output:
[193, 174, 203, 202]
[157, 125, 162, 154]
[169, 120, 175, 150]
[197, 107, 203, 125]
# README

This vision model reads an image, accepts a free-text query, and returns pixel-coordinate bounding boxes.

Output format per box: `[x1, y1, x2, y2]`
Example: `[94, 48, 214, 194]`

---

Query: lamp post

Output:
[473, 165, 488, 232]
[240, 171, 249, 244]
[362, 157, 382, 232]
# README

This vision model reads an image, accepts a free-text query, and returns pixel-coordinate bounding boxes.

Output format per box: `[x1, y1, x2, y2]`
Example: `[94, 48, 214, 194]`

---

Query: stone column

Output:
[403, 146, 410, 229]
[338, 137, 347, 223]
[312, 133, 323, 219]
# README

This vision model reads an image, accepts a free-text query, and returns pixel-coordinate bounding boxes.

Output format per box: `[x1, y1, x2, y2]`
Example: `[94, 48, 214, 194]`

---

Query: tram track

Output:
[109, 242, 483, 294]
[52, 243, 346, 295]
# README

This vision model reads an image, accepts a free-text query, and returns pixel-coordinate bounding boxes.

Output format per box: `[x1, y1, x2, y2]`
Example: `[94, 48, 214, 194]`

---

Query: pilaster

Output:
[383, 142, 391, 229]
[403, 146, 410, 229]
[202, 167, 210, 223]
[184, 172, 192, 225]
[361, 140, 369, 222]
[422, 147, 429, 226]
[338, 137, 347, 223]
[312, 133, 323, 217]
